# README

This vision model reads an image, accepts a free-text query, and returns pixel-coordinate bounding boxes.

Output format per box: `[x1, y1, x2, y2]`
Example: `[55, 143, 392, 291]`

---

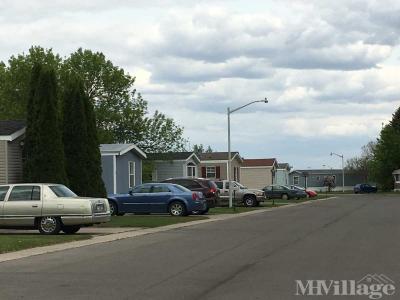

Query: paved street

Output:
[0, 194, 399, 300]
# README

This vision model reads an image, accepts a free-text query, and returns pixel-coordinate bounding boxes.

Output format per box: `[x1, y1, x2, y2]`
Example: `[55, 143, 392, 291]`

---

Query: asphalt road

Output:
[1, 194, 399, 300]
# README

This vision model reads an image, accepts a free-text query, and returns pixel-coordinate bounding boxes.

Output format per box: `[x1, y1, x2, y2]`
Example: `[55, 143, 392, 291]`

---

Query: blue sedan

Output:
[107, 183, 207, 216]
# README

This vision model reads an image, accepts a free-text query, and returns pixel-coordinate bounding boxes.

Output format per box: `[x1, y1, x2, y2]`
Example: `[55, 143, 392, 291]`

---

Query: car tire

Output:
[281, 194, 288, 201]
[62, 225, 81, 234]
[169, 201, 187, 216]
[108, 200, 118, 216]
[38, 216, 61, 235]
[244, 196, 256, 207]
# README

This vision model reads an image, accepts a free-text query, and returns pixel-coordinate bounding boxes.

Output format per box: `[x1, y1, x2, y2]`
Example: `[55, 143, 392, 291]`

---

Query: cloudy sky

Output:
[1, 0, 399, 169]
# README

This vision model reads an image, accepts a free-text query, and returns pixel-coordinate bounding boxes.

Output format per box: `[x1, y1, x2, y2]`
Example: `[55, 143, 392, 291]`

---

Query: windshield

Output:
[235, 182, 246, 189]
[49, 185, 77, 197]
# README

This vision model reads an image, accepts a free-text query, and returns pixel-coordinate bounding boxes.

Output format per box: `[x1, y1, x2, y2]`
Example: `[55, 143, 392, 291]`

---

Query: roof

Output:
[199, 152, 242, 162]
[290, 169, 343, 175]
[277, 163, 290, 170]
[147, 152, 198, 161]
[0, 120, 26, 141]
[100, 144, 147, 159]
[242, 158, 277, 167]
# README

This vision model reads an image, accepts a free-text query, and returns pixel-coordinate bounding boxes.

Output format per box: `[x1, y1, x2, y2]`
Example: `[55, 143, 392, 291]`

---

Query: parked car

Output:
[215, 180, 265, 207]
[161, 178, 219, 211]
[263, 185, 307, 200]
[0, 184, 110, 234]
[290, 185, 318, 198]
[107, 183, 207, 216]
[354, 183, 377, 194]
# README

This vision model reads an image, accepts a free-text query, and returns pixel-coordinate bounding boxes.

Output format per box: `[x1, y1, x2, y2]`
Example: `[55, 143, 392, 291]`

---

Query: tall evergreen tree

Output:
[23, 63, 42, 182]
[82, 85, 107, 197]
[62, 76, 89, 195]
[369, 107, 400, 190]
[32, 67, 68, 184]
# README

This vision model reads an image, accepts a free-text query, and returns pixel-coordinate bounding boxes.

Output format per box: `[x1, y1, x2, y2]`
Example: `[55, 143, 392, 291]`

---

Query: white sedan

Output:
[0, 184, 110, 234]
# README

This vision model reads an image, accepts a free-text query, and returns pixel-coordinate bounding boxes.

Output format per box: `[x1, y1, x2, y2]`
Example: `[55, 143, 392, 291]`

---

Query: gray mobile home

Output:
[100, 144, 147, 195]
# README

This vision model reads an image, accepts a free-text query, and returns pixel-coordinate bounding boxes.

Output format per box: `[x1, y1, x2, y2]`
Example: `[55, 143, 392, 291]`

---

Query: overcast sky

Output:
[1, 0, 399, 169]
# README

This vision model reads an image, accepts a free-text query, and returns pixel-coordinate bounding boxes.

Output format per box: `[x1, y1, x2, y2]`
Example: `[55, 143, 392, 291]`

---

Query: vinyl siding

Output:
[240, 167, 273, 189]
[101, 155, 114, 195]
[0, 140, 6, 184]
[116, 151, 142, 193]
[7, 136, 23, 184]
[199, 162, 227, 180]
[276, 169, 289, 185]
[152, 160, 185, 181]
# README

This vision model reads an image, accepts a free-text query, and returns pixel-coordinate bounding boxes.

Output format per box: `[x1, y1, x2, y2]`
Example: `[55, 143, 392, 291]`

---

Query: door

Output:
[0, 186, 10, 226]
[149, 185, 171, 213]
[3, 185, 42, 226]
[122, 185, 152, 213]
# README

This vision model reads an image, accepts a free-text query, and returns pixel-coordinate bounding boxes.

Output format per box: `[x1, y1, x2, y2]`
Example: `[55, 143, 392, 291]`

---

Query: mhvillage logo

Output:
[295, 274, 395, 299]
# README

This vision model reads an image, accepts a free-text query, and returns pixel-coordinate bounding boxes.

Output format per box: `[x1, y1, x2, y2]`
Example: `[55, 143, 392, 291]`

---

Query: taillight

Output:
[209, 188, 217, 194]
[192, 192, 199, 200]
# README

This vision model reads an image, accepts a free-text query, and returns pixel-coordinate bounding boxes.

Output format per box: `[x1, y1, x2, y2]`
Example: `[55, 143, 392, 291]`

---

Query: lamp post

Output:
[330, 152, 344, 192]
[228, 98, 268, 208]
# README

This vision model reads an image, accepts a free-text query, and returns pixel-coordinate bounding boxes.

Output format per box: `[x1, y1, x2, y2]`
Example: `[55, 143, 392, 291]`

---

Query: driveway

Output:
[0, 194, 398, 300]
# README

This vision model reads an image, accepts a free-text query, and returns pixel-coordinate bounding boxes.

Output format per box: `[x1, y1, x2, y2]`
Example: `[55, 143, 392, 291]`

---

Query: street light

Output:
[228, 98, 268, 208]
[330, 152, 345, 192]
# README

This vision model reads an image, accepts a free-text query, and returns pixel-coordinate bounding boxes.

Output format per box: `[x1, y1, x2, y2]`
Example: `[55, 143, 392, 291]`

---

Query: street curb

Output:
[0, 196, 337, 264]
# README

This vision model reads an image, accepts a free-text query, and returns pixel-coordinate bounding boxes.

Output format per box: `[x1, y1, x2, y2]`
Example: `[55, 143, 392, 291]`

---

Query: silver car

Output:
[0, 184, 110, 234]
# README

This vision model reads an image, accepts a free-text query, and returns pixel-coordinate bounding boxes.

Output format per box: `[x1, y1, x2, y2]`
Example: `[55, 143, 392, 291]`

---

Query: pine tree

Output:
[370, 107, 400, 190]
[62, 76, 89, 195]
[23, 63, 42, 182]
[33, 67, 68, 184]
[82, 87, 107, 197]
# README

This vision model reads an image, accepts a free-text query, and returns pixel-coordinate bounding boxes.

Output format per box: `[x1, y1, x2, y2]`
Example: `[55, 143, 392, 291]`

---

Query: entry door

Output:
[3, 185, 42, 226]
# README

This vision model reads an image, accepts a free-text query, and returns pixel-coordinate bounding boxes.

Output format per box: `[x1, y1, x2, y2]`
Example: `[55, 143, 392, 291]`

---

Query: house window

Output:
[293, 176, 299, 185]
[206, 166, 216, 178]
[187, 163, 196, 177]
[129, 161, 136, 188]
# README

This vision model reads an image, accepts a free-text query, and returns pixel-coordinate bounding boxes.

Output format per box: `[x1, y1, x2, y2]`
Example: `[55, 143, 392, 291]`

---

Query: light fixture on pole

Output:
[330, 152, 344, 192]
[227, 98, 268, 208]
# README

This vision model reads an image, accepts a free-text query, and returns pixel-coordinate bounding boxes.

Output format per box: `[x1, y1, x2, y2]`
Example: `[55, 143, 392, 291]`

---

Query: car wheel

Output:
[38, 216, 61, 235]
[108, 200, 117, 216]
[281, 194, 288, 201]
[169, 201, 187, 216]
[244, 196, 256, 207]
[62, 225, 81, 234]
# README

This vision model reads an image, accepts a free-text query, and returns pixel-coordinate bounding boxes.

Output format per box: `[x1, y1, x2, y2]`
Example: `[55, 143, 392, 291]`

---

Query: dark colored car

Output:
[107, 183, 207, 216]
[354, 184, 377, 194]
[263, 185, 307, 200]
[162, 178, 219, 210]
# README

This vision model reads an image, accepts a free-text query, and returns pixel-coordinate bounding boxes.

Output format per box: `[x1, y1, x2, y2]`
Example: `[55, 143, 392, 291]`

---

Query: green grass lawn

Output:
[98, 215, 208, 228]
[0, 234, 91, 254]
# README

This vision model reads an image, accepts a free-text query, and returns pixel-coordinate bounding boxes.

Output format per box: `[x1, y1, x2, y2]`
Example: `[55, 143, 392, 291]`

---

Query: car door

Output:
[3, 185, 42, 226]
[149, 185, 172, 213]
[0, 186, 10, 226]
[122, 185, 152, 213]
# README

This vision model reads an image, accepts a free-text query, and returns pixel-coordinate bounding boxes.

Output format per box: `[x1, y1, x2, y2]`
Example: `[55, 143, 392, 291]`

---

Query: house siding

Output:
[152, 160, 184, 181]
[101, 156, 114, 195]
[7, 136, 23, 184]
[199, 158, 243, 181]
[0, 140, 7, 184]
[276, 169, 289, 185]
[240, 167, 273, 189]
[116, 151, 142, 193]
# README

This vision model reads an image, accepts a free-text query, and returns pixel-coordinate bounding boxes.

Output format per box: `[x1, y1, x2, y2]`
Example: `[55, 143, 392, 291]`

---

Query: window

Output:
[9, 186, 41, 201]
[206, 166, 216, 178]
[293, 176, 299, 185]
[215, 181, 223, 189]
[129, 161, 135, 188]
[0, 186, 9, 201]
[49, 185, 77, 198]
[132, 185, 151, 193]
[152, 185, 171, 193]
[187, 180, 202, 189]
[316, 176, 320, 181]
[187, 163, 196, 177]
